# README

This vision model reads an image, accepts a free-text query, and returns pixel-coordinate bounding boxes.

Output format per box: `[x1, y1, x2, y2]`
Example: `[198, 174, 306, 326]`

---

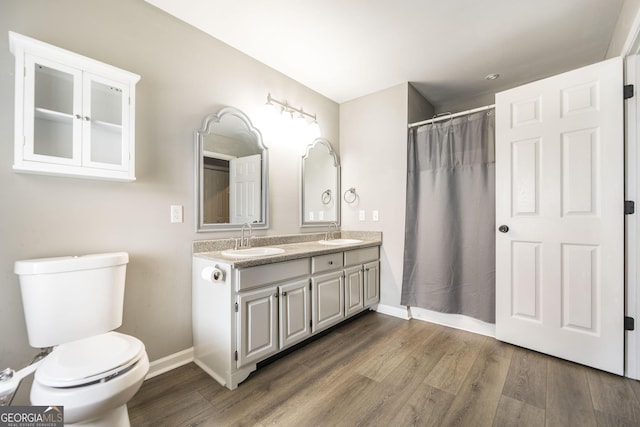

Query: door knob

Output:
[498, 225, 509, 233]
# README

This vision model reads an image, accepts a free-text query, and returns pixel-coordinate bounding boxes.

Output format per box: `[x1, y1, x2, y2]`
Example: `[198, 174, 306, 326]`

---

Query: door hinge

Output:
[234, 302, 238, 312]
[625, 200, 635, 215]
[234, 350, 238, 361]
[624, 84, 634, 100]
[625, 316, 635, 331]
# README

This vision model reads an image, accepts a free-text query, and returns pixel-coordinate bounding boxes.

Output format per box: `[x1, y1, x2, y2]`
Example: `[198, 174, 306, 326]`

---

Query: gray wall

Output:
[607, 0, 640, 57]
[0, 0, 338, 401]
[340, 83, 433, 311]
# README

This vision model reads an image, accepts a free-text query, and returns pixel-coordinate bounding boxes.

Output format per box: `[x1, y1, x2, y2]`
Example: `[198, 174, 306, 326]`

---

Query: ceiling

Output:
[144, 0, 625, 109]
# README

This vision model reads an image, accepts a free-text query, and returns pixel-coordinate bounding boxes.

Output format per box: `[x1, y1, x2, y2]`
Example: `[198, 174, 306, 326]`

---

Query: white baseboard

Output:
[375, 304, 410, 320]
[409, 307, 496, 337]
[145, 347, 194, 380]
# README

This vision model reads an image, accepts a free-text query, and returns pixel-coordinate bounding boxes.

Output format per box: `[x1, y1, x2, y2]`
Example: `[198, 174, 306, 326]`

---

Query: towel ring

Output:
[343, 187, 357, 204]
[321, 189, 332, 205]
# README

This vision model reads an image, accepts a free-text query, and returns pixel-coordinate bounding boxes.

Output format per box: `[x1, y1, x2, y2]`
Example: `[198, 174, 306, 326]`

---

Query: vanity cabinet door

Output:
[279, 278, 311, 349]
[344, 265, 364, 317]
[311, 270, 344, 333]
[363, 260, 380, 307]
[237, 286, 278, 367]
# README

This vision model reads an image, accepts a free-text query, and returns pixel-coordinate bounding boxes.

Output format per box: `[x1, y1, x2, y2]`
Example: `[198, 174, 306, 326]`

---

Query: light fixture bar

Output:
[266, 93, 317, 123]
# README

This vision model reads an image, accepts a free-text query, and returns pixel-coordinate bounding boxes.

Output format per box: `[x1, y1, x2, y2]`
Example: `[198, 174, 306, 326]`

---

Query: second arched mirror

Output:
[195, 107, 269, 232]
[301, 138, 340, 226]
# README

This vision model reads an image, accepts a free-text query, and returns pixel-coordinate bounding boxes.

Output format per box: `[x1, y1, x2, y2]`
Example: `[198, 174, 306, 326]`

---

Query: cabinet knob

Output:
[281, 291, 287, 297]
[83, 116, 91, 121]
[75, 114, 82, 119]
[273, 293, 279, 298]
[328, 261, 333, 265]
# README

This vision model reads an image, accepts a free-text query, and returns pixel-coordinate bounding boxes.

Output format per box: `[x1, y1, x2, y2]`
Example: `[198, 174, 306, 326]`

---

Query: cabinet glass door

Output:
[25, 55, 82, 164]
[83, 74, 128, 170]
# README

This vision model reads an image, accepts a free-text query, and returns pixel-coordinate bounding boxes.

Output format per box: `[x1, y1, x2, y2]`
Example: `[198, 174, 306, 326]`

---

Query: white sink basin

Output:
[221, 247, 285, 258]
[318, 238, 363, 246]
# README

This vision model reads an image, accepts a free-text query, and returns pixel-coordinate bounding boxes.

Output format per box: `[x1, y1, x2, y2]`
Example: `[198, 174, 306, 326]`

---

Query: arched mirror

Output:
[301, 138, 340, 226]
[195, 107, 268, 231]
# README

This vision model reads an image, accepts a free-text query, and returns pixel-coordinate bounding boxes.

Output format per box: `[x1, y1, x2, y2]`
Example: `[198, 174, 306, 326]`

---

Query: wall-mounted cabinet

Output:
[9, 32, 140, 182]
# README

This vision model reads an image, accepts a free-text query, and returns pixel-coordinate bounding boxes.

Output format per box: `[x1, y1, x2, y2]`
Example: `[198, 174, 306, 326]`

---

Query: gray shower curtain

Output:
[401, 109, 496, 323]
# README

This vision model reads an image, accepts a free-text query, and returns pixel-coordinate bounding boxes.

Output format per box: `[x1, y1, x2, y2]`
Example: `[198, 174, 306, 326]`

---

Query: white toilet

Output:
[14, 252, 149, 427]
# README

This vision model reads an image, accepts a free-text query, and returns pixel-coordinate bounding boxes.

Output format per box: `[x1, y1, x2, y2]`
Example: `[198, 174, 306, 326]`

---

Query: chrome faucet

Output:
[239, 223, 253, 248]
[325, 222, 339, 241]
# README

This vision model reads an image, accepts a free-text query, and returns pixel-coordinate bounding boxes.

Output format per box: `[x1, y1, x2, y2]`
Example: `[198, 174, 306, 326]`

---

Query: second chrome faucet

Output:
[325, 222, 339, 241]
[236, 223, 253, 249]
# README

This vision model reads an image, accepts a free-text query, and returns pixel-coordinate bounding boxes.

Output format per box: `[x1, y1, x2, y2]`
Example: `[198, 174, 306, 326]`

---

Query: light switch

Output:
[170, 205, 183, 223]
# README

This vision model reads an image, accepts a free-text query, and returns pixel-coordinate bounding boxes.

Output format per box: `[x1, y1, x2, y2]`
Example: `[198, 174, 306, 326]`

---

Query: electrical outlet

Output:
[359, 210, 365, 221]
[170, 205, 183, 223]
[372, 210, 379, 221]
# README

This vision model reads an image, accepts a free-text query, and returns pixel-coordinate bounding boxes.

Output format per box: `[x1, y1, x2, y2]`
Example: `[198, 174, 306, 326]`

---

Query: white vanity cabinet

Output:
[9, 32, 140, 182]
[193, 242, 380, 390]
[235, 259, 310, 368]
[344, 247, 380, 314]
[193, 256, 311, 390]
[311, 252, 345, 332]
[236, 276, 312, 367]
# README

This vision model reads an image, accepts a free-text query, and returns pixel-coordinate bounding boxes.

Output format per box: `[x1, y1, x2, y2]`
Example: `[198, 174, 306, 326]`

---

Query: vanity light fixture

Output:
[266, 93, 318, 124]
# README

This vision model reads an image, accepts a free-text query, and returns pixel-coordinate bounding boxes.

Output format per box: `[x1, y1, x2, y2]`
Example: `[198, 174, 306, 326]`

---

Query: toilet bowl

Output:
[30, 332, 149, 426]
[14, 253, 149, 426]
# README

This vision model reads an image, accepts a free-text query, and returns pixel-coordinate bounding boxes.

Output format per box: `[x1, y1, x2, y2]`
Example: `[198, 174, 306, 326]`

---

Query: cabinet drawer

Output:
[236, 258, 310, 291]
[312, 252, 344, 274]
[344, 246, 379, 266]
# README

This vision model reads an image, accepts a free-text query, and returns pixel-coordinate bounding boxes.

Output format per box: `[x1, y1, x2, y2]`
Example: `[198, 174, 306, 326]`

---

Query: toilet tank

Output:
[14, 252, 129, 348]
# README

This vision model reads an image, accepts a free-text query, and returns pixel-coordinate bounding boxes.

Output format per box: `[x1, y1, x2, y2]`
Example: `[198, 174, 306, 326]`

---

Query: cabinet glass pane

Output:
[90, 81, 122, 165]
[34, 64, 74, 159]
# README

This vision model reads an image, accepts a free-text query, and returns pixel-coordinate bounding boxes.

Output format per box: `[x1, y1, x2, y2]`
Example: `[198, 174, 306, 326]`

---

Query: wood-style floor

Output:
[128, 312, 640, 426]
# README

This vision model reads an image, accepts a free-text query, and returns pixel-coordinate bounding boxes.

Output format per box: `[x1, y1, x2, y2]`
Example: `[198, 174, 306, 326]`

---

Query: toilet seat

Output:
[35, 332, 145, 388]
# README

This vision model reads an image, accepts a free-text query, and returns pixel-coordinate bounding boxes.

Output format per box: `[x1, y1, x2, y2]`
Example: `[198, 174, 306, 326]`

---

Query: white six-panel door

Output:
[230, 154, 261, 224]
[495, 57, 624, 374]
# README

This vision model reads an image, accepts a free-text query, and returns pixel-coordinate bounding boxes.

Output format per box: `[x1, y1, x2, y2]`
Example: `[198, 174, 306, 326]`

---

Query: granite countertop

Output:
[193, 231, 382, 268]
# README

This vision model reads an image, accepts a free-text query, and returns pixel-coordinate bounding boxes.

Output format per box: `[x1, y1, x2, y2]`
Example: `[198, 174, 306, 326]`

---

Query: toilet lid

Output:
[35, 332, 145, 388]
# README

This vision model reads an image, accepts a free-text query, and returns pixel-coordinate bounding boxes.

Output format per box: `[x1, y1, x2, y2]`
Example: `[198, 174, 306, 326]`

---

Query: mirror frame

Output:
[300, 138, 340, 227]
[195, 106, 269, 232]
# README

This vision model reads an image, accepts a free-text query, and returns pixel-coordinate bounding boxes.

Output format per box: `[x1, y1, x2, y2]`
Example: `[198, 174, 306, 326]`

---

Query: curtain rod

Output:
[408, 104, 496, 129]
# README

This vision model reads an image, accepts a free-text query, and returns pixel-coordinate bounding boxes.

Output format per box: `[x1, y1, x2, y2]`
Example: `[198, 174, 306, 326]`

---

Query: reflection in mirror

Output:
[195, 107, 268, 232]
[301, 138, 340, 226]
